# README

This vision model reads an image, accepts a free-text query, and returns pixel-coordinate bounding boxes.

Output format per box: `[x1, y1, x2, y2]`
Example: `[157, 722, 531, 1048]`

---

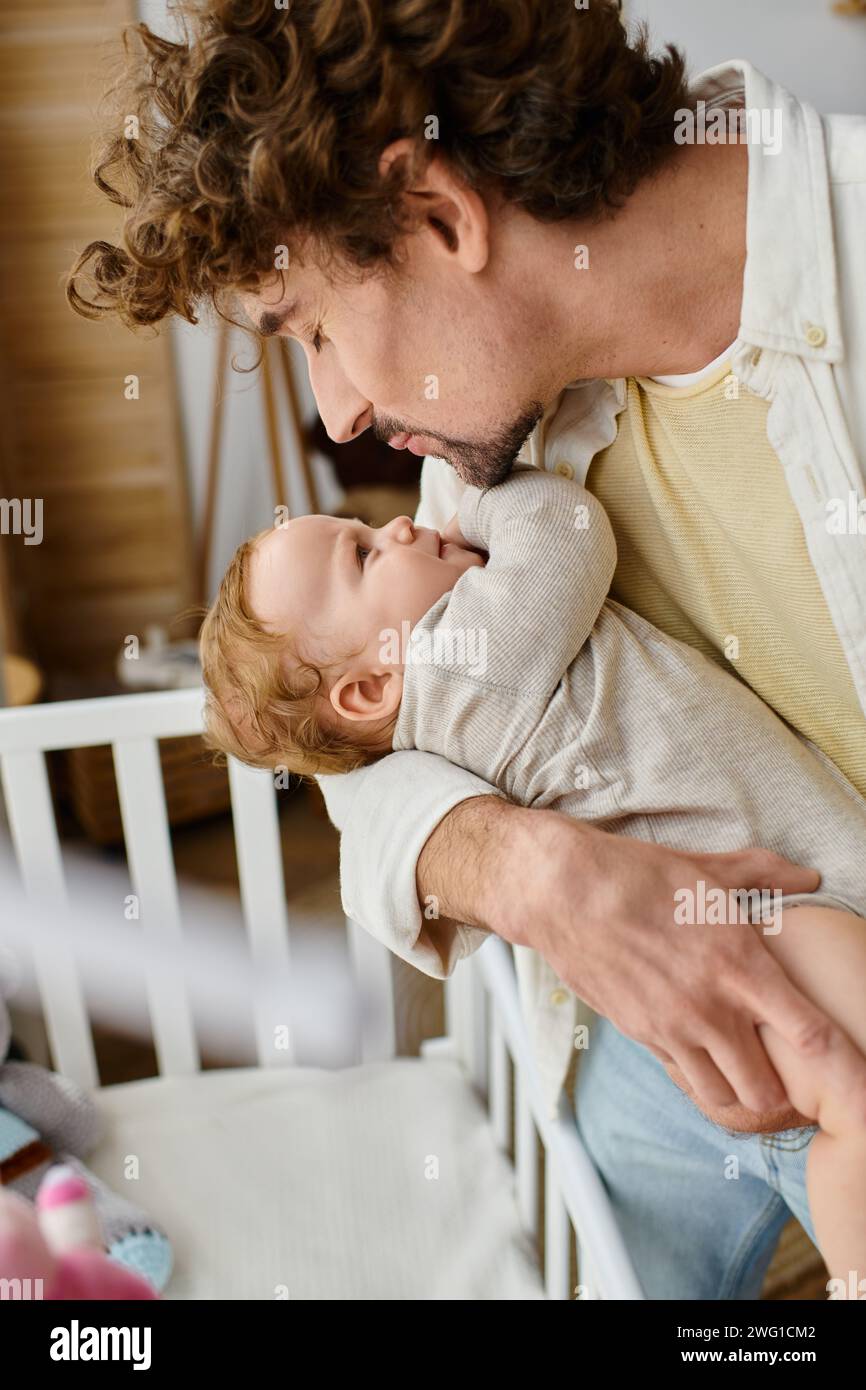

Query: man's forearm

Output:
[415, 781, 866, 1122]
[415, 795, 574, 944]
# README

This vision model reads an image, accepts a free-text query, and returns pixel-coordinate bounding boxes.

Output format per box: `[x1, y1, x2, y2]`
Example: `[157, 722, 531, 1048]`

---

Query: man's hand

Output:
[417, 797, 866, 1120]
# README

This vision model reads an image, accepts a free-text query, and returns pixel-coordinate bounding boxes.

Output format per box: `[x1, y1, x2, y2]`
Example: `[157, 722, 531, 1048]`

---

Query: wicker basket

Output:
[64, 733, 231, 847]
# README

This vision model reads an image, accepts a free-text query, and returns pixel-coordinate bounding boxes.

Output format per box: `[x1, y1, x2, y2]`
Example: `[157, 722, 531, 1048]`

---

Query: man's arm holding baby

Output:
[318, 458, 866, 1121]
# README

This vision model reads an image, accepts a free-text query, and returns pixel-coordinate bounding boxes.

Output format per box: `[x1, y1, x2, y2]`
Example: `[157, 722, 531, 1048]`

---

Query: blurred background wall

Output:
[628, 0, 866, 116]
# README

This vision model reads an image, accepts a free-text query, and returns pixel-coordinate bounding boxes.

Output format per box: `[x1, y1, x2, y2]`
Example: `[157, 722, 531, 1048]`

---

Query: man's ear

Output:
[378, 138, 489, 273]
[329, 668, 404, 724]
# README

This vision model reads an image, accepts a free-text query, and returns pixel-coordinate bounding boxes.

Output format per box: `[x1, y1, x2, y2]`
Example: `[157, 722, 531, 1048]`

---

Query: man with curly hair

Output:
[68, 0, 866, 1298]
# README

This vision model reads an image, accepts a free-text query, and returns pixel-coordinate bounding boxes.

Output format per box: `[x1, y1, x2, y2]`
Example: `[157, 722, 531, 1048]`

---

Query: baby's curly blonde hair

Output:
[199, 530, 377, 778]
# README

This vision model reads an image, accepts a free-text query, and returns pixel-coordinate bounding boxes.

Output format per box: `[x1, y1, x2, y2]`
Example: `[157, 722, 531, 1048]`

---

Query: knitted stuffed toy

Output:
[0, 1163, 158, 1299]
[0, 984, 172, 1294]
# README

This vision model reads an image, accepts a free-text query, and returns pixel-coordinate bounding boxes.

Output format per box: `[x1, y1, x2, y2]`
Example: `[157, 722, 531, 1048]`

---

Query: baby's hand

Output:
[441, 513, 486, 557]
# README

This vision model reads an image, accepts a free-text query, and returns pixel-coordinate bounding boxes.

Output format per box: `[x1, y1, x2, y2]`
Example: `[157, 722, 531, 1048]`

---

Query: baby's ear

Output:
[329, 669, 403, 723]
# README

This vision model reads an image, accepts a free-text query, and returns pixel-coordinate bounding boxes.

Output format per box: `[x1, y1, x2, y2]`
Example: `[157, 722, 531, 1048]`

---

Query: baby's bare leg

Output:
[754, 905, 866, 1288]
[666, 905, 866, 1286]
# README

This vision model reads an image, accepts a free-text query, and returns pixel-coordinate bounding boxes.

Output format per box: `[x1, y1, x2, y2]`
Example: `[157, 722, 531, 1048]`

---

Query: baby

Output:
[200, 465, 866, 1289]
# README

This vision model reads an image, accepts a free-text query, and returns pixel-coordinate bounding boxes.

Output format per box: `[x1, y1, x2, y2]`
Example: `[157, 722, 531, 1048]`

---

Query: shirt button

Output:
[549, 988, 569, 1006]
[553, 459, 574, 480]
[750, 348, 762, 368]
[804, 323, 826, 348]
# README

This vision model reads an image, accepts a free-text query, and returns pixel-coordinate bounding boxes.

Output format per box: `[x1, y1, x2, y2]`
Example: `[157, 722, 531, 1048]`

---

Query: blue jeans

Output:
[574, 1015, 819, 1299]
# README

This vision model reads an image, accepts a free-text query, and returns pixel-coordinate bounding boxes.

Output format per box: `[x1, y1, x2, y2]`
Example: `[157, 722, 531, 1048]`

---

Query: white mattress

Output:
[88, 1056, 547, 1300]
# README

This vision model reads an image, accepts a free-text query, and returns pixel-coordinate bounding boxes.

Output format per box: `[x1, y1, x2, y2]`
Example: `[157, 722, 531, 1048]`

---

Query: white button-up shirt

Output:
[318, 60, 866, 1118]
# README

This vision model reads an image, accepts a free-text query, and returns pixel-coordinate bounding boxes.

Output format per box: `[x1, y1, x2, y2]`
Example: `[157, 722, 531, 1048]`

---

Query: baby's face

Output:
[247, 511, 485, 703]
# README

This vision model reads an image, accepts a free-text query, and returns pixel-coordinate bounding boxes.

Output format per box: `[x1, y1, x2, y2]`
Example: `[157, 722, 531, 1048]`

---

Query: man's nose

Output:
[320, 402, 374, 446]
[308, 369, 373, 446]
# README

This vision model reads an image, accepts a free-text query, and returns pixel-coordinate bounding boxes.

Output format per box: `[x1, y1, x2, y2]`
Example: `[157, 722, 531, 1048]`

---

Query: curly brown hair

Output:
[67, 0, 689, 329]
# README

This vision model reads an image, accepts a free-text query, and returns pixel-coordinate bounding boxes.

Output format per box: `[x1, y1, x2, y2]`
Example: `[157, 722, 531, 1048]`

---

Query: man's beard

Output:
[443, 401, 545, 487]
[423, 399, 546, 489]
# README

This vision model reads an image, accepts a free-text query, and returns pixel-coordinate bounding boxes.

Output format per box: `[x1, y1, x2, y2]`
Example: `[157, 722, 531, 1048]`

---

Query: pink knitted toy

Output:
[0, 1163, 158, 1300]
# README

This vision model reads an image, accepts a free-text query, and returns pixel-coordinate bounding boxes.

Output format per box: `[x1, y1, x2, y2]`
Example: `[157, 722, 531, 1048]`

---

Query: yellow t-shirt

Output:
[585, 361, 866, 798]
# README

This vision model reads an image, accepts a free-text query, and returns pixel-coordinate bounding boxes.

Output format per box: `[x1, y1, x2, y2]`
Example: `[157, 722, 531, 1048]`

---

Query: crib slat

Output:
[515, 1069, 539, 1238]
[476, 936, 644, 1299]
[443, 963, 469, 1074]
[227, 757, 295, 1067]
[576, 1237, 600, 1300]
[468, 956, 489, 1097]
[489, 1010, 510, 1149]
[446, 951, 488, 1093]
[113, 737, 199, 1077]
[0, 750, 98, 1089]
[544, 1151, 573, 1300]
[345, 916, 396, 1062]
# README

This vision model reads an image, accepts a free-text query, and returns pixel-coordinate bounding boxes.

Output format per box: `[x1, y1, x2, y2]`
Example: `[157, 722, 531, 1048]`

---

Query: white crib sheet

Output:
[87, 1055, 547, 1300]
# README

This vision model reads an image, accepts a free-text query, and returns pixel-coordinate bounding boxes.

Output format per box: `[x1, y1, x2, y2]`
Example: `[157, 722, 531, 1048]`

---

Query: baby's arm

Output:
[665, 903, 866, 1283]
[434, 467, 616, 697]
[754, 906, 866, 1132]
[667, 906, 866, 1135]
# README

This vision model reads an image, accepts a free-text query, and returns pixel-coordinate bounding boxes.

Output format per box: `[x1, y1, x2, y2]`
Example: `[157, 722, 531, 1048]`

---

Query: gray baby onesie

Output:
[392, 467, 866, 922]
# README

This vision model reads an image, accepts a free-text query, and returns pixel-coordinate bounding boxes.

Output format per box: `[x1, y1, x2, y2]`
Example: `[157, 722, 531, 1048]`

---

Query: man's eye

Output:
[356, 544, 370, 570]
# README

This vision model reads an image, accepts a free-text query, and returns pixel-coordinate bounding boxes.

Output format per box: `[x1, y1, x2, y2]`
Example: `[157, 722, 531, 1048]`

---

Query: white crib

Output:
[0, 687, 643, 1300]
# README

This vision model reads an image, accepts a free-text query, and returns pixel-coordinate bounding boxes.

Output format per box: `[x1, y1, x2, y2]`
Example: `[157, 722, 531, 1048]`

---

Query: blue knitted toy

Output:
[0, 984, 172, 1294]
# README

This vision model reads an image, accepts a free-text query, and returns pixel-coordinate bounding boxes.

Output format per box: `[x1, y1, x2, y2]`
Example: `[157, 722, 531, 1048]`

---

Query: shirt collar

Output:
[694, 58, 843, 363]
[517, 59, 844, 474]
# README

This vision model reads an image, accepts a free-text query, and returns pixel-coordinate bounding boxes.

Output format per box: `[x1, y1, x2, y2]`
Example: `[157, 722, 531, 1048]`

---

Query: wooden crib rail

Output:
[0, 688, 395, 1087]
